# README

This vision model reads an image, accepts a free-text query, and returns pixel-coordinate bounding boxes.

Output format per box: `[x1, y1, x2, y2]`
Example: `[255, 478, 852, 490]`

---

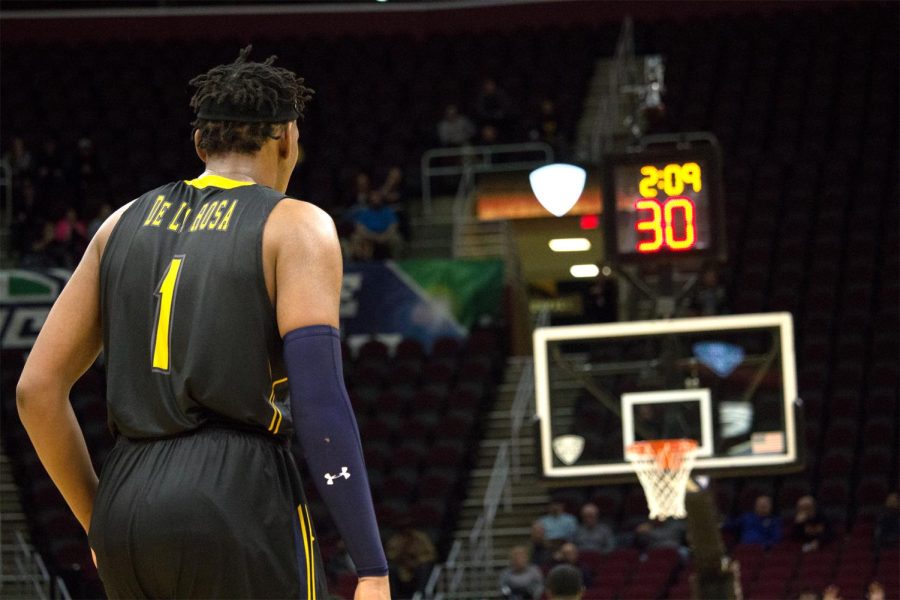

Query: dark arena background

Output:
[0, 1, 897, 599]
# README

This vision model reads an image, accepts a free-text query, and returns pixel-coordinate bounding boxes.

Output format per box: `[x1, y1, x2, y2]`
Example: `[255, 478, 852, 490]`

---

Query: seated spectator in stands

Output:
[546, 564, 585, 600]
[73, 136, 106, 206]
[573, 502, 615, 553]
[479, 124, 500, 145]
[681, 262, 728, 316]
[874, 491, 899, 549]
[530, 521, 553, 566]
[538, 500, 579, 543]
[634, 518, 688, 557]
[724, 494, 782, 548]
[54, 207, 88, 258]
[867, 581, 886, 600]
[350, 191, 402, 260]
[475, 78, 511, 133]
[437, 104, 476, 147]
[792, 495, 831, 552]
[20, 222, 69, 269]
[528, 98, 565, 155]
[386, 517, 437, 598]
[87, 203, 112, 241]
[4, 136, 33, 179]
[548, 542, 592, 587]
[348, 171, 372, 209]
[499, 545, 543, 600]
[822, 584, 842, 600]
[35, 137, 65, 181]
[378, 166, 409, 241]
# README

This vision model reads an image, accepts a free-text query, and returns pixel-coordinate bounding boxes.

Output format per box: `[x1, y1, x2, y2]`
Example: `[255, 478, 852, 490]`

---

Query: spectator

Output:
[88, 203, 112, 241]
[724, 494, 782, 548]
[4, 136, 33, 178]
[873, 491, 899, 549]
[867, 581, 886, 600]
[573, 503, 615, 553]
[385, 518, 436, 598]
[546, 564, 585, 600]
[378, 166, 409, 241]
[54, 207, 88, 257]
[20, 222, 68, 269]
[349, 171, 372, 209]
[11, 178, 39, 256]
[635, 518, 688, 556]
[822, 584, 842, 600]
[73, 136, 106, 207]
[682, 262, 728, 316]
[499, 545, 543, 600]
[350, 190, 402, 260]
[34, 136, 66, 185]
[548, 542, 592, 587]
[475, 78, 511, 133]
[529, 521, 553, 566]
[478, 124, 500, 146]
[537, 500, 579, 543]
[528, 98, 564, 155]
[792, 495, 830, 552]
[437, 104, 476, 147]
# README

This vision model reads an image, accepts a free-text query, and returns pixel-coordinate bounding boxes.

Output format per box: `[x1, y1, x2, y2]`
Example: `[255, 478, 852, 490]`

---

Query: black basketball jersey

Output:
[100, 173, 292, 439]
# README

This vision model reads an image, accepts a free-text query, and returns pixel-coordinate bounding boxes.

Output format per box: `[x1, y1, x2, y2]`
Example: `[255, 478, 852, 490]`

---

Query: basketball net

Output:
[626, 439, 699, 520]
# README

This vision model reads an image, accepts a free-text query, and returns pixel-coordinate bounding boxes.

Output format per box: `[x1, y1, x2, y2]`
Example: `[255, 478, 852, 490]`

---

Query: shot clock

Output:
[601, 136, 726, 264]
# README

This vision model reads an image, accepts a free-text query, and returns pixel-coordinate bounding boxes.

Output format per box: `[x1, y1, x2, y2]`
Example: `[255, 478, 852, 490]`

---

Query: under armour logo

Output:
[324, 467, 350, 485]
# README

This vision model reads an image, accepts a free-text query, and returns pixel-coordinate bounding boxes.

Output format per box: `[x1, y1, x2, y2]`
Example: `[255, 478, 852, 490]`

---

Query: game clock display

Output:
[601, 139, 726, 264]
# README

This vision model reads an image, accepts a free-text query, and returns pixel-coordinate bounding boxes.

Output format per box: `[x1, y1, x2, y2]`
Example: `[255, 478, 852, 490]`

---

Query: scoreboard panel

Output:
[601, 138, 726, 264]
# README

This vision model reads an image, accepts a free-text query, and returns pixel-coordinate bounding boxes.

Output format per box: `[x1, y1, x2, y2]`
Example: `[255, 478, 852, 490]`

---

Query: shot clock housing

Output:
[601, 134, 726, 266]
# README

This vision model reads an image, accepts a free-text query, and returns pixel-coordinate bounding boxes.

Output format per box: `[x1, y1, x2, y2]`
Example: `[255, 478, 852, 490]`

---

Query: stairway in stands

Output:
[1, 448, 33, 598]
[451, 358, 548, 584]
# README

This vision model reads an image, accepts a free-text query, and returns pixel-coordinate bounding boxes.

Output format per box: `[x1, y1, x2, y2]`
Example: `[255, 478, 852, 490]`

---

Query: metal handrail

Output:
[13, 530, 51, 599]
[510, 359, 534, 482]
[420, 142, 554, 215]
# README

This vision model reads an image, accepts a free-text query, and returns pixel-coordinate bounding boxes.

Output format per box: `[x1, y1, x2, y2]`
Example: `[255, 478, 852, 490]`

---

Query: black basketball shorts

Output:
[88, 427, 329, 599]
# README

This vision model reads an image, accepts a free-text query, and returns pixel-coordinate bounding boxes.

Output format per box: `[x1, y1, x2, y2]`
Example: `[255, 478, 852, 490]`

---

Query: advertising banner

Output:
[2, 259, 504, 351]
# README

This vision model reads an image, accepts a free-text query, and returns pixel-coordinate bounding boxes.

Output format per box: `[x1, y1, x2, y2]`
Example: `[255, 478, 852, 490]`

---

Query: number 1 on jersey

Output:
[152, 256, 185, 372]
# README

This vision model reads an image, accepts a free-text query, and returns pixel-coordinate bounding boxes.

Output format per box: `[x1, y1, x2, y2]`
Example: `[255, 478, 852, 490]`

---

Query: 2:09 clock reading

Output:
[638, 162, 703, 198]
[602, 141, 725, 263]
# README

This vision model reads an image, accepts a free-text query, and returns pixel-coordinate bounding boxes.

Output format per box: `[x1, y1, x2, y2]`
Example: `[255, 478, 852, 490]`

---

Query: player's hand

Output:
[354, 575, 390, 600]
[91, 548, 97, 568]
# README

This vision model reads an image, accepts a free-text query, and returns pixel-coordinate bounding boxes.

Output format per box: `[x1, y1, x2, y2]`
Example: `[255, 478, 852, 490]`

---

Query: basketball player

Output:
[16, 47, 390, 599]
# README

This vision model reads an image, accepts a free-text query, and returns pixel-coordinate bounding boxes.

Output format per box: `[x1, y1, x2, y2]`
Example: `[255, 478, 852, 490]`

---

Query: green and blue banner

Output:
[341, 259, 504, 347]
[2, 260, 504, 350]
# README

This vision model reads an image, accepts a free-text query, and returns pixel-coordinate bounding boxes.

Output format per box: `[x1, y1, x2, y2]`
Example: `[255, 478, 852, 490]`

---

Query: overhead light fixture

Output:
[529, 163, 587, 217]
[570, 264, 600, 278]
[549, 238, 592, 252]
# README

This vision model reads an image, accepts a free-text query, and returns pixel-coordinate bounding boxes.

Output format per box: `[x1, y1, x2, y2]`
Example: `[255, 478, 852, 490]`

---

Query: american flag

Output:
[751, 431, 785, 454]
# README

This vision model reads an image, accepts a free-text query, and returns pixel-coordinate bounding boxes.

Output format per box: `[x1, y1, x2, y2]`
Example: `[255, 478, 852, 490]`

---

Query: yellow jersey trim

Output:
[298, 505, 312, 599]
[304, 505, 316, 596]
[184, 173, 255, 190]
[267, 377, 288, 434]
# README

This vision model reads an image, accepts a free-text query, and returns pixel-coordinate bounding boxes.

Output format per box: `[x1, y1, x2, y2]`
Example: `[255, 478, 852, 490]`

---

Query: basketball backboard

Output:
[533, 313, 802, 482]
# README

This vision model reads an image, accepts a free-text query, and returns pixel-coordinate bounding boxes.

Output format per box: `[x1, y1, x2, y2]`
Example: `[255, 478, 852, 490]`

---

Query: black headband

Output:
[196, 97, 299, 123]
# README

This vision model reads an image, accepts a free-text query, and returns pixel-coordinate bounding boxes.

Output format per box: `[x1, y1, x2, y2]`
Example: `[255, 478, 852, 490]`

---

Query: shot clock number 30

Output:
[601, 139, 726, 264]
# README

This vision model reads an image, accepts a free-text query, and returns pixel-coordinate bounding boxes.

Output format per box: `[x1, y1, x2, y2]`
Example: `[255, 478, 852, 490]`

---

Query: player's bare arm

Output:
[16, 202, 131, 533]
[265, 198, 391, 598]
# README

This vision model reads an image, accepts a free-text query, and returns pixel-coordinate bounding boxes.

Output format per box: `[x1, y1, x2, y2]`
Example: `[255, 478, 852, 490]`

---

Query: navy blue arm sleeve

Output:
[283, 325, 388, 577]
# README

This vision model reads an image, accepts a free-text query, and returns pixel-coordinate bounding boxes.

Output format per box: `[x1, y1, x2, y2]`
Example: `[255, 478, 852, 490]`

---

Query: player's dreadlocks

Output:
[189, 46, 314, 156]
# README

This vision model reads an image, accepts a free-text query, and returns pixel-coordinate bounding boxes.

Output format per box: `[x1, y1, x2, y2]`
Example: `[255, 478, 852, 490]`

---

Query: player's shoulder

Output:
[268, 197, 337, 243]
